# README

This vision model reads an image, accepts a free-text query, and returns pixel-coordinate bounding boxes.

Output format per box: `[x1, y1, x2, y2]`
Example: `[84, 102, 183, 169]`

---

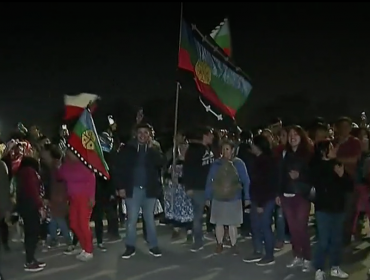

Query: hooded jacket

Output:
[183, 142, 214, 191]
[112, 139, 165, 198]
[16, 157, 43, 212]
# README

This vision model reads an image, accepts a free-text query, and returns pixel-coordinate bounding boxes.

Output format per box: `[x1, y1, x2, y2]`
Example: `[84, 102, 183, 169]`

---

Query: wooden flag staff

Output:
[171, 2, 184, 181]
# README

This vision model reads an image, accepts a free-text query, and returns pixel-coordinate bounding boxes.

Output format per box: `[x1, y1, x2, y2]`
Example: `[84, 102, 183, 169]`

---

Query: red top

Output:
[336, 136, 362, 177]
[17, 166, 43, 209]
[273, 144, 285, 158]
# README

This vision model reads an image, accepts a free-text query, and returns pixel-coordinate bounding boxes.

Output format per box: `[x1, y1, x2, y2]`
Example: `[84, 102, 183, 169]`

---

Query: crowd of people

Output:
[0, 114, 370, 280]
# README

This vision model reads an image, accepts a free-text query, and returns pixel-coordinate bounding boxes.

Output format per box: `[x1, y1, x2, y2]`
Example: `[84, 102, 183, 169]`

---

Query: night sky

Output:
[2, 2, 370, 135]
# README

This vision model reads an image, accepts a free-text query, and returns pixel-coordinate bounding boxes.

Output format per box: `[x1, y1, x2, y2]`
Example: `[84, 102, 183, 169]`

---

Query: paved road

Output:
[2, 225, 370, 280]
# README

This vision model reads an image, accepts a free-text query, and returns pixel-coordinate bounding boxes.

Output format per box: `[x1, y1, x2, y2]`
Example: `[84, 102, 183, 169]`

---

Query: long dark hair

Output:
[253, 134, 272, 156]
[18, 156, 40, 173]
[313, 139, 332, 160]
[310, 139, 335, 169]
[286, 125, 312, 160]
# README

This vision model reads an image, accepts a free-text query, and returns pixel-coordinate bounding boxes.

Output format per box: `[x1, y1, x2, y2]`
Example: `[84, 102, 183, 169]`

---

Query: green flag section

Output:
[67, 108, 110, 179]
[178, 20, 252, 118]
[210, 18, 232, 57]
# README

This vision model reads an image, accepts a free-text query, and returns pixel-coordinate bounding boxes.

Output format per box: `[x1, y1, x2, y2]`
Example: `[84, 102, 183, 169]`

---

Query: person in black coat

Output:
[113, 123, 165, 259]
[277, 125, 313, 271]
[243, 135, 277, 265]
[311, 140, 353, 280]
[237, 135, 255, 238]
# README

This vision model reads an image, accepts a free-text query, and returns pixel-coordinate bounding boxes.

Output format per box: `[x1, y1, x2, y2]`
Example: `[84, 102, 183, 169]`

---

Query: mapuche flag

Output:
[67, 108, 109, 179]
[210, 18, 232, 57]
[178, 20, 252, 119]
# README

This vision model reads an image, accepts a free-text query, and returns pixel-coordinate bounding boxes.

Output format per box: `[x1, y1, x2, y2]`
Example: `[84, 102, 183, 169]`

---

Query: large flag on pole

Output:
[178, 20, 252, 119]
[66, 108, 109, 179]
[64, 93, 99, 120]
[210, 18, 232, 57]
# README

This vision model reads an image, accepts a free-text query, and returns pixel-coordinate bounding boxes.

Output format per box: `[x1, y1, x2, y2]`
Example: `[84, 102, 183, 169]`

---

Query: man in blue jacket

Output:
[113, 123, 165, 259]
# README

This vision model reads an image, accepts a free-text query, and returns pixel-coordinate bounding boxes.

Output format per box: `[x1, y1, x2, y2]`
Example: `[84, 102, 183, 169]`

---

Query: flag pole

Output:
[172, 2, 183, 180]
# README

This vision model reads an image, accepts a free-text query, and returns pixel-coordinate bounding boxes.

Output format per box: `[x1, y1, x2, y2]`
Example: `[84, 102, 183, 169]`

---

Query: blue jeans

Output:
[125, 186, 157, 249]
[191, 191, 205, 247]
[241, 209, 251, 236]
[275, 205, 289, 242]
[250, 200, 276, 258]
[48, 217, 72, 243]
[314, 211, 345, 270]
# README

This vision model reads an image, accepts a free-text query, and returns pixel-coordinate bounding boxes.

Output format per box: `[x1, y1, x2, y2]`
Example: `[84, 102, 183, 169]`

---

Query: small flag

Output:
[66, 108, 109, 179]
[64, 93, 99, 120]
[210, 18, 232, 57]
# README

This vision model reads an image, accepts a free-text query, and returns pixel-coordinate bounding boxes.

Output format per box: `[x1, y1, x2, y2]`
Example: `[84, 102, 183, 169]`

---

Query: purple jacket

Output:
[59, 159, 95, 200]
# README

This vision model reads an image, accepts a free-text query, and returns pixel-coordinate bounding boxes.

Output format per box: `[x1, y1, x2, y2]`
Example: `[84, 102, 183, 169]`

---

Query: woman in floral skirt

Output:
[164, 142, 193, 241]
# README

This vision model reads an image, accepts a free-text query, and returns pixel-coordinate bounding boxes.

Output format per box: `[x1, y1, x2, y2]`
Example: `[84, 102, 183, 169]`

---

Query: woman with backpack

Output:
[205, 140, 250, 255]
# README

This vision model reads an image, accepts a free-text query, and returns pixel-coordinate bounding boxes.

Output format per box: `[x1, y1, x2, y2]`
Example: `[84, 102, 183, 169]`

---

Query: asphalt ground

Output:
[2, 222, 370, 280]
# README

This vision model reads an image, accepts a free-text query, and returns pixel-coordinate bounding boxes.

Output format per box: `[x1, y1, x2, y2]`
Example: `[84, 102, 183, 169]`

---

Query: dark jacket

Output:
[237, 143, 255, 171]
[96, 174, 116, 202]
[112, 140, 165, 198]
[183, 142, 214, 191]
[16, 157, 43, 213]
[0, 160, 11, 219]
[49, 166, 68, 218]
[249, 154, 277, 207]
[278, 150, 311, 197]
[311, 159, 353, 213]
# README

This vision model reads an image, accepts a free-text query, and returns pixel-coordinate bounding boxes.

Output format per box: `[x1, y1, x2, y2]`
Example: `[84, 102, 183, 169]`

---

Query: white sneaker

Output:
[302, 259, 311, 272]
[77, 251, 93, 262]
[330, 266, 349, 279]
[76, 250, 86, 260]
[11, 237, 22, 243]
[315, 269, 326, 280]
[286, 257, 303, 268]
